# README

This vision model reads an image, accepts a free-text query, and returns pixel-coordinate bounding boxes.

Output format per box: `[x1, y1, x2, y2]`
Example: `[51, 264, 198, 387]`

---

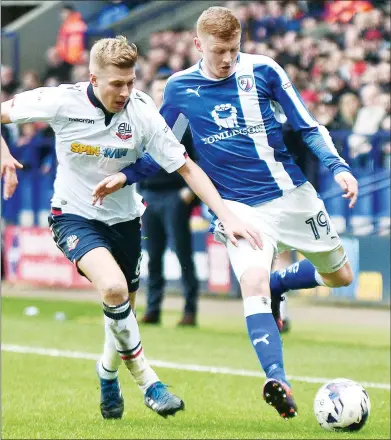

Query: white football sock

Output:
[98, 321, 121, 380]
[103, 300, 159, 393]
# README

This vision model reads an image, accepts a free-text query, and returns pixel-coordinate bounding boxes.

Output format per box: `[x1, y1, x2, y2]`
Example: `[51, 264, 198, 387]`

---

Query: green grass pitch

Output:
[2, 296, 390, 439]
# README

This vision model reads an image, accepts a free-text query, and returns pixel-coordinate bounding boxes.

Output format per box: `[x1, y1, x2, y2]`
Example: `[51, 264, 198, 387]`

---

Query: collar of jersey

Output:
[87, 83, 129, 126]
[198, 53, 241, 81]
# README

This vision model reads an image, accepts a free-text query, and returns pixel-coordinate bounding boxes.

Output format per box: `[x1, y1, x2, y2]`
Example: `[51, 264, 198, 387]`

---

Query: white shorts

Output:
[214, 182, 347, 280]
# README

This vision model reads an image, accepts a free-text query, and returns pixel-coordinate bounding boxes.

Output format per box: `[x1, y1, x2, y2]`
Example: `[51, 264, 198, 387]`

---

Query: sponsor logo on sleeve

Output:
[68, 117, 95, 124]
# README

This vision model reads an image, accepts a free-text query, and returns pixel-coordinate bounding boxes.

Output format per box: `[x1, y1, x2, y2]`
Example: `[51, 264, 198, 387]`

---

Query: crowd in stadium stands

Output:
[1, 0, 390, 232]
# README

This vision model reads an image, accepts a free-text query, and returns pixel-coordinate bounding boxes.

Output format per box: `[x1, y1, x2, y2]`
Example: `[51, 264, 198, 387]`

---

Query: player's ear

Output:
[90, 73, 98, 87]
[194, 36, 203, 53]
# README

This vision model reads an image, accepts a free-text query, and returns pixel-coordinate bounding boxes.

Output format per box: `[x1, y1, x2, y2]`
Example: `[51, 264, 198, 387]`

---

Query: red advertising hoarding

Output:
[3, 226, 91, 288]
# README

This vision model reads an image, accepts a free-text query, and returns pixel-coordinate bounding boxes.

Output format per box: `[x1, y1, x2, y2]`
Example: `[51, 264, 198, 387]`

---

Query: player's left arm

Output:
[121, 153, 162, 186]
[267, 62, 358, 208]
[92, 151, 162, 197]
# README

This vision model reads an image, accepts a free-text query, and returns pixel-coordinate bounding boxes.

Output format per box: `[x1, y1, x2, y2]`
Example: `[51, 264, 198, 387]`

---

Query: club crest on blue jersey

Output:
[211, 104, 239, 130]
[237, 75, 254, 92]
[116, 122, 132, 141]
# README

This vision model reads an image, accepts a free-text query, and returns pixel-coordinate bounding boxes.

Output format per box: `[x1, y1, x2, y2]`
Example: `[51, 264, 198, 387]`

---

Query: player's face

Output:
[91, 65, 136, 113]
[194, 33, 241, 79]
[150, 78, 167, 108]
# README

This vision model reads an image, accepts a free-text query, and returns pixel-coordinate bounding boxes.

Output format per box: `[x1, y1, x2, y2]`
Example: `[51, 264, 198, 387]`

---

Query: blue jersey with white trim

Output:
[161, 53, 350, 206]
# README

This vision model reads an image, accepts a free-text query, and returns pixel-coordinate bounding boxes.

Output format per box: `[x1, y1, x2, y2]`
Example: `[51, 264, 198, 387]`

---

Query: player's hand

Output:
[92, 172, 127, 206]
[221, 215, 263, 250]
[334, 171, 358, 208]
[1, 155, 23, 200]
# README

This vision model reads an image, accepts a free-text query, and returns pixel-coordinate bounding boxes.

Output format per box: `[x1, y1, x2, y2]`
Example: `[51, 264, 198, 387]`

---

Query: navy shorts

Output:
[48, 209, 142, 292]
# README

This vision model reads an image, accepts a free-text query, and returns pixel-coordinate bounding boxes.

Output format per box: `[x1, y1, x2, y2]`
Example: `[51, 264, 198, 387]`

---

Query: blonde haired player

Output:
[101, 8, 359, 420]
[1, 35, 261, 420]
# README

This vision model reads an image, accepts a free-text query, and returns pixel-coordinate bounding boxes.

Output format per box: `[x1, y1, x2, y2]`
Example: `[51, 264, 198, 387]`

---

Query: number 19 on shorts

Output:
[305, 210, 330, 240]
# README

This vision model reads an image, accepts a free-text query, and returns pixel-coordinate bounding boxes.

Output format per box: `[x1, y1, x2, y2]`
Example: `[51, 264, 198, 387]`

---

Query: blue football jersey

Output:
[160, 53, 350, 206]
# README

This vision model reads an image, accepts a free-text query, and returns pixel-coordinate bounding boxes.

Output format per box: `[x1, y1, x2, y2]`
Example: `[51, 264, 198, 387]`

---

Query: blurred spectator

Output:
[17, 70, 41, 92]
[300, 89, 319, 114]
[42, 46, 72, 83]
[336, 93, 361, 129]
[71, 64, 90, 83]
[377, 61, 390, 92]
[313, 95, 340, 130]
[355, 83, 386, 133]
[324, 1, 373, 24]
[167, 53, 186, 73]
[44, 77, 62, 87]
[93, 0, 130, 30]
[56, 4, 87, 65]
[348, 83, 386, 166]
[1, 65, 19, 96]
[139, 73, 200, 327]
[379, 93, 390, 132]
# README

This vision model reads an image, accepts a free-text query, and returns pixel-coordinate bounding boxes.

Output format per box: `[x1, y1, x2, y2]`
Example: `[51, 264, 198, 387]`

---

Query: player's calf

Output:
[319, 262, 353, 287]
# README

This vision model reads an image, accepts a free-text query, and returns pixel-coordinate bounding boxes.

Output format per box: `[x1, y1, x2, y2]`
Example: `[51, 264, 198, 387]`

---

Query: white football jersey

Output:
[9, 82, 187, 225]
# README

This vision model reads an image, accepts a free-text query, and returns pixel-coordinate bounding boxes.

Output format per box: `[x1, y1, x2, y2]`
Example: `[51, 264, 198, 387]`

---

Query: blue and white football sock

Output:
[244, 296, 290, 386]
[103, 300, 159, 392]
[269, 259, 326, 298]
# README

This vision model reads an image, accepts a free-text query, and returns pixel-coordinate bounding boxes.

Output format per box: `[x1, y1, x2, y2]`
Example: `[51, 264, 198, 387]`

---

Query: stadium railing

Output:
[321, 130, 390, 236]
[1, 31, 20, 78]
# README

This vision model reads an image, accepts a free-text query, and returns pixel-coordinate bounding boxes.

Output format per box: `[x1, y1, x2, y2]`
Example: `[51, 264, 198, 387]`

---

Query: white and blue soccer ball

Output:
[314, 378, 371, 432]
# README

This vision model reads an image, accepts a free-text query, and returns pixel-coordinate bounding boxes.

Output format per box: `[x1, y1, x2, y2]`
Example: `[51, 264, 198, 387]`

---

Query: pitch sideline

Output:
[2, 344, 390, 391]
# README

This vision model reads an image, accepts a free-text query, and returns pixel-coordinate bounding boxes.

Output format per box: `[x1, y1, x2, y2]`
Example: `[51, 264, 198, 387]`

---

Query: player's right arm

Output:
[1, 87, 63, 199]
[1, 99, 14, 124]
[1, 134, 23, 200]
[1, 100, 24, 199]
[2, 87, 63, 125]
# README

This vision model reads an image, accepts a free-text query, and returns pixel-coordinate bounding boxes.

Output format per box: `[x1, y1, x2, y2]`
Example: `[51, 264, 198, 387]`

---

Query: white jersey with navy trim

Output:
[160, 53, 350, 208]
[9, 82, 186, 225]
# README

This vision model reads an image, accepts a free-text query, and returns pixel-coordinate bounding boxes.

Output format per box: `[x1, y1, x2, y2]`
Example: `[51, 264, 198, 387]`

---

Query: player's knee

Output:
[341, 267, 354, 286]
[323, 265, 354, 288]
[102, 282, 129, 305]
[334, 269, 354, 287]
[240, 267, 270, 297]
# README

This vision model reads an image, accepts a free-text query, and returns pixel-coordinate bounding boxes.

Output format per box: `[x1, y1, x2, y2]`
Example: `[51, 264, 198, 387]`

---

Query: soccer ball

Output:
[314, 378, 371, 432]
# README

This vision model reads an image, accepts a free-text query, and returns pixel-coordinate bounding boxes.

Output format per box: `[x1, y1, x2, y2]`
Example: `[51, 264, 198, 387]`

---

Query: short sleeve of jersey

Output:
[9, 86, 64, 124]
[142, 95, 187, 173]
